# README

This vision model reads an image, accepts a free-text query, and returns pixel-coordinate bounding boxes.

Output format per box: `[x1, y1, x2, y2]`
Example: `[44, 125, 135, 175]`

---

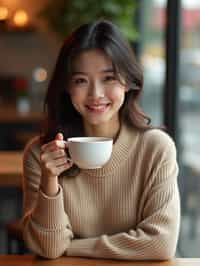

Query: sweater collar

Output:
[82, 123, 139, 177]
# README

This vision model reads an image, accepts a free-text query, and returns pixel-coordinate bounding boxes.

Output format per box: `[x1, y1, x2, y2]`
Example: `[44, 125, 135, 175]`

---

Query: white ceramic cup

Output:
[67, 137, 113, 169]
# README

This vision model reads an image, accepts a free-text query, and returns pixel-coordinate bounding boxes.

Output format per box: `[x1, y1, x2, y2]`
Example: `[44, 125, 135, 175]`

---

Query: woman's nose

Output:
[88, 81, 104, 98]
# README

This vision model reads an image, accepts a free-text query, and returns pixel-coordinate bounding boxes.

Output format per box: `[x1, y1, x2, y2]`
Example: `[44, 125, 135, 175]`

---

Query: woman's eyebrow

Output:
[101, 68, 114, 73]
[71, 71, 86, 76]
[71, 68, 115, 76]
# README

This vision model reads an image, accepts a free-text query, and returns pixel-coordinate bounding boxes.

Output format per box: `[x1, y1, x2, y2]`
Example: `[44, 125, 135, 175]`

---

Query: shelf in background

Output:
[0, 104, 43, 123]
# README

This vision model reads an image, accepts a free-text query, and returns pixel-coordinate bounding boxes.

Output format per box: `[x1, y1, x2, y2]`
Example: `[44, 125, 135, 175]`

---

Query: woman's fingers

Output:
[51, 163, 72, 177]
[41, 139, 67, 152]
[40, 133, 71, 178]
[41, 148, 72, 165]
[41, 150, 72, 166]
[41, 148, 66, 160]
[57, 161, 73, 172]
[42, 158, 73, 177]
[54, 157, 71, 167]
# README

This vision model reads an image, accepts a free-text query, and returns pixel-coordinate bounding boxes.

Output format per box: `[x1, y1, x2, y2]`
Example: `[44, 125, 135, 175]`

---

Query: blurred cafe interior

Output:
[0, 0, 200, 258]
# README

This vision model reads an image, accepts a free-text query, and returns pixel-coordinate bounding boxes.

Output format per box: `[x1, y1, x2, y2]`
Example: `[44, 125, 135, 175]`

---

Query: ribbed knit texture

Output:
[22, 123, 180, 260]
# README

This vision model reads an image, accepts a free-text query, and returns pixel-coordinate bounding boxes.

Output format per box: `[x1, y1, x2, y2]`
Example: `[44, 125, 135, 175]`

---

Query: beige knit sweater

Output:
[22, 123, 180, 260]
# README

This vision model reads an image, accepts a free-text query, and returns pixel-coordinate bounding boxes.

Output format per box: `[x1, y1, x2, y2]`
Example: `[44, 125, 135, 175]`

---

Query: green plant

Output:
[39, 0, 138, 41]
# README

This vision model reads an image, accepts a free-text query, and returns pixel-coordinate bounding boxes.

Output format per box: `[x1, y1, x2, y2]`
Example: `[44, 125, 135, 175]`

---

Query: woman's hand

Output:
[40, 132, 73, 196]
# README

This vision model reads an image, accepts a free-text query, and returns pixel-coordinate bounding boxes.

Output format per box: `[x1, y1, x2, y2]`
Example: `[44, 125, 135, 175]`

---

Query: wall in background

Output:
[0, 0, 61, 105]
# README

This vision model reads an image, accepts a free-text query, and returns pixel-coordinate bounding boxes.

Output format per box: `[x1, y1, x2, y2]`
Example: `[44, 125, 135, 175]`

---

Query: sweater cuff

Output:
[32, 185, 71, 230]
[67, 237, 98, 257]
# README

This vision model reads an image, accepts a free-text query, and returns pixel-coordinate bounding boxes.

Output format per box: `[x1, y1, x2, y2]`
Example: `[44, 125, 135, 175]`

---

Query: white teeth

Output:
[91, 106, 105, 110]
[87, 104, 109, 111]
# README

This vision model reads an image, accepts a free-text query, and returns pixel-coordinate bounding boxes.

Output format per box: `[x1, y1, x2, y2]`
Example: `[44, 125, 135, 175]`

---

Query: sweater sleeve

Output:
[67, 152, 180, 260]
[22, 138, 73, 259]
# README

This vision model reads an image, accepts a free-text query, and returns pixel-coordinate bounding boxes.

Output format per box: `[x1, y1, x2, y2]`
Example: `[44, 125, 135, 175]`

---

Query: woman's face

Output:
[67, 49, 128, 127]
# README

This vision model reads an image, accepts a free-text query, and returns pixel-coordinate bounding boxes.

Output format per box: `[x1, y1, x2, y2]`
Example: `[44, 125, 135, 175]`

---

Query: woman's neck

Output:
[83, 120, 120, 142]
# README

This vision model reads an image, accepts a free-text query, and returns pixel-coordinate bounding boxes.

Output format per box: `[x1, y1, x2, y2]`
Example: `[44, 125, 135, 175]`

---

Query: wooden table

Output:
[0, 151, 23, 187]
[0, 256, 199, 266]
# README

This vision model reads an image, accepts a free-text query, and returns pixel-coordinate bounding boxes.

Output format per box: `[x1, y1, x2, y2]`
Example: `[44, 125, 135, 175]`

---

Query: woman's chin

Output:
[86, 119, 107, 126]
[84, 116, 111, 126]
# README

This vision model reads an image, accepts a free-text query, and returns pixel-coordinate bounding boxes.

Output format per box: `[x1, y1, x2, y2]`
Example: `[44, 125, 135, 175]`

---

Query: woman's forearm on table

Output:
[23, 186, 74, 259]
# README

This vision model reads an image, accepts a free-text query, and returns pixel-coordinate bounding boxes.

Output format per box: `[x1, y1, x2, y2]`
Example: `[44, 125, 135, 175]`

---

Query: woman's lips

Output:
[86, 103, 110, 113]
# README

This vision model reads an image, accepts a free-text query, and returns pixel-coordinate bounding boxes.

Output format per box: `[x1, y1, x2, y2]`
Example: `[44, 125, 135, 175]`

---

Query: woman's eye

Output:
[104, 75, 116, 82]
[73, 78, 87, 84]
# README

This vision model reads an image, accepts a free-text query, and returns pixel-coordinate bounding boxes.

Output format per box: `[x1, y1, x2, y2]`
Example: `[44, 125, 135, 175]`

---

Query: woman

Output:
[22, 20, 180, 260]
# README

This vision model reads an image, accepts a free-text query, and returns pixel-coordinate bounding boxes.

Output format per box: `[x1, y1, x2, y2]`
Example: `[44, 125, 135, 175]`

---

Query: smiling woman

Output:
[21, 20, 180, 260]
[67, 49, 128, 134]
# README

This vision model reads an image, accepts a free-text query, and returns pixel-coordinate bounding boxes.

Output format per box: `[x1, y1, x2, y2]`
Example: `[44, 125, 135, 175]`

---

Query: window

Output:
[140, 0, 167, 126]
[178, 0, 200, 257]
[140, 0, 200, 257]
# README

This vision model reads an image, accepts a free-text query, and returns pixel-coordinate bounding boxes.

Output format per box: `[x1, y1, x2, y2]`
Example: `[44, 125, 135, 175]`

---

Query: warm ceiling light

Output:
[13, 9, 29, 27]
[0, 6, 9, 20]
[33, 68, 48, 82]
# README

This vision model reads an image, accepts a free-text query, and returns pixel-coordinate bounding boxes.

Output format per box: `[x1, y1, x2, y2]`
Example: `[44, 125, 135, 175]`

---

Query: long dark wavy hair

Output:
[41, 19, 153, 144]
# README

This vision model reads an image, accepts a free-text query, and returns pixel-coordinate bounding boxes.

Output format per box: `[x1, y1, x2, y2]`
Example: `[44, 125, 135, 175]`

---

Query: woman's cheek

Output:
[69, 89, 85, 104]
[68, 88, 78, 98]
[109, 88, 125, 104]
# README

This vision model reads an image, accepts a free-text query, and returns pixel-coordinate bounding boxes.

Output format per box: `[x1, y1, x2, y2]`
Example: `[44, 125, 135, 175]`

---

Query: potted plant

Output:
[38, 0, 138, 41]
